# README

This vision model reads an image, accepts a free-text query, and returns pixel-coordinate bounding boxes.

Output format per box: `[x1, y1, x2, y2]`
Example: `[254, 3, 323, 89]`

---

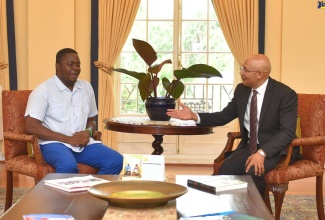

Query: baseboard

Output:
[165, 163, 213, 167]
[164, 155, 215, 165]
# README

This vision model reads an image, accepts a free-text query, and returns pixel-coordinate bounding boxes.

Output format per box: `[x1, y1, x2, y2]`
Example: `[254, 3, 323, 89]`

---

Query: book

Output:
[187, 176, 247, 193]
[44, 175, 109, 192]
[23, 214, 75, 220]
[121, 154, 165, 181]
[181, 210, 263, 219]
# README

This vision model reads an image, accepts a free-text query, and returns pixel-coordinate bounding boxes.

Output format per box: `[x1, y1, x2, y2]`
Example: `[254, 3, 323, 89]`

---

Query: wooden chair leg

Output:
[316, 175, 325, 220]
[263, 189, 272, 214]
[213, 160, 224, 175]
[5, 170, 13, 211]
[34, 178, 40, 185]
[270, 183, 288, 220]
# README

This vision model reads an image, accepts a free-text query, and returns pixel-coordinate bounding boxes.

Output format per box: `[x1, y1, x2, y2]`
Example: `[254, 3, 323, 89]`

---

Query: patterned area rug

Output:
[0, 188, 30, 216]
[0, 188, 323, 219]
[269, 194, 322, 220]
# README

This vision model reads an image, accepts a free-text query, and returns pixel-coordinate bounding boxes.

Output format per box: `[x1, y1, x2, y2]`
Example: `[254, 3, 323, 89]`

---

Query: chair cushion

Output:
[78, 164, 98, 174]
[265, 159, 324, 183]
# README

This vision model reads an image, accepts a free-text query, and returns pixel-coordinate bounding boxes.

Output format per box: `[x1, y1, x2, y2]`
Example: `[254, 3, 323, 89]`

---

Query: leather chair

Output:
[2, 90, 99, 211]
[213, 94, 325, 220]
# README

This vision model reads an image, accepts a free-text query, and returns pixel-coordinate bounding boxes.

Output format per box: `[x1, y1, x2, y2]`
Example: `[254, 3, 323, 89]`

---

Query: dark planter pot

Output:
[145, 97, 176, 121]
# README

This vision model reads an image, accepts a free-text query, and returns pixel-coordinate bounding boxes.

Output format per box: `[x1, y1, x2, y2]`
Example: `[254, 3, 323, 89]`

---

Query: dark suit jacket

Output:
[198, 77, 298, 160]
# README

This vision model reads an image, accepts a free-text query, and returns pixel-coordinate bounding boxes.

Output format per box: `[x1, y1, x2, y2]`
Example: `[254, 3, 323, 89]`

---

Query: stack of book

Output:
[23, 214, 75, 220]
[187, 176, 247, 193]
[44, 175, 109, 192]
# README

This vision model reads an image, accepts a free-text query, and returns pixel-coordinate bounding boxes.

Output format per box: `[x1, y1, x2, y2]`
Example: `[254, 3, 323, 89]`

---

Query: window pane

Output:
[120, 84, 145, 114]
[208, 53, 234, 84]
[208, 84, 234, 112]
[123, 21, 147, 51]
[148, 0, 173, 19]
[148, 21, 173, 51]
[182, 21, 207, 52]
[209, 22, 230, 52]
[182, 0, 208, 20]
[209, 1, 217, 20]
[135, 0, 147, 19]
[120, 53, 146, 83]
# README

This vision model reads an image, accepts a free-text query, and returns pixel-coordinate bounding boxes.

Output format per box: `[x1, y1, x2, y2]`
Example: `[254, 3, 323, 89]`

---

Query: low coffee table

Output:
[0, 174, 119, 220]
[0, 174, 273, 220]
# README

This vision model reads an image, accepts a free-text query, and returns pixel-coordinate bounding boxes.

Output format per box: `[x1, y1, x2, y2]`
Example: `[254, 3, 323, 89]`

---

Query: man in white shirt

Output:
[25, 48, 123, 174]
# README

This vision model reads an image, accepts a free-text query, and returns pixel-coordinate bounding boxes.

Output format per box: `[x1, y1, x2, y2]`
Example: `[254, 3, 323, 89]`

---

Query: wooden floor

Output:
[0, 162, 320, 195]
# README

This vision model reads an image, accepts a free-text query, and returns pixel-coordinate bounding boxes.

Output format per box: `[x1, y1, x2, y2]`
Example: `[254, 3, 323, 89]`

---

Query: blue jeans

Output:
[40, 143, 123, 174]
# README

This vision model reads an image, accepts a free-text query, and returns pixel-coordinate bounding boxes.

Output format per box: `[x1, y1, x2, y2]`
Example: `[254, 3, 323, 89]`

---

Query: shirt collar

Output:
[54, 75, 82, 92]
[254, 78, 269, 96]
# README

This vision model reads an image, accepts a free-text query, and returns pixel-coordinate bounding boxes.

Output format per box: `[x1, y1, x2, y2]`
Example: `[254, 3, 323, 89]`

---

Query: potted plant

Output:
[113, 39, 222, 121]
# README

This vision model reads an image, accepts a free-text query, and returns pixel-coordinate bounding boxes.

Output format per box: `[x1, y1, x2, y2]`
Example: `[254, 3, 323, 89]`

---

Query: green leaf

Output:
[113, 68, 146, 80]
[162, 77, 184, 99]
[174, 64, 222, 80]
[162, 77, 171, 92]
[133, 39, 157, 67]
[138, 73, 152, 101]
[149, 59, 172, 75]
[168, 80, 184, 99]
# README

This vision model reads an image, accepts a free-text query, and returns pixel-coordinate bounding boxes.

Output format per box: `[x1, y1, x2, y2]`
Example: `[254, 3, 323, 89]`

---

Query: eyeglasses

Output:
[239, 66, 259, 73]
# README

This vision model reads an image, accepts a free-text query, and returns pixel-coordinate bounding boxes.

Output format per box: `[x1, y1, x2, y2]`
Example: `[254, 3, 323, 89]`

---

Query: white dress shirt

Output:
[244, 78, 269, 142]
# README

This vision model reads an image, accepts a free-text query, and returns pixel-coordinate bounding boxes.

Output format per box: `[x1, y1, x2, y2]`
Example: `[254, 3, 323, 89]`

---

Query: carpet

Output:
[0, 188, 323, 219]
[269, 194, 323, 220]
[0, 188, 30, 216]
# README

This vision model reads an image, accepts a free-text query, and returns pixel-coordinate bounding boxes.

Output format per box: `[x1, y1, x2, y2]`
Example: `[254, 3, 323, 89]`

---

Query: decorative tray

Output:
[88, 180, 188, 208]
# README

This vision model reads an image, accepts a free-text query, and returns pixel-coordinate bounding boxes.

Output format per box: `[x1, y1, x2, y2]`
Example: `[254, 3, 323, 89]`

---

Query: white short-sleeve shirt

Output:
[25, 75, 101, 152]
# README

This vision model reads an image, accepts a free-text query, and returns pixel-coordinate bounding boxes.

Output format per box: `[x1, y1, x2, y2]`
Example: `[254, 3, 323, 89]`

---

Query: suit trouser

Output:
[218, 143, 280, 196]
[40, 142, 123, 174]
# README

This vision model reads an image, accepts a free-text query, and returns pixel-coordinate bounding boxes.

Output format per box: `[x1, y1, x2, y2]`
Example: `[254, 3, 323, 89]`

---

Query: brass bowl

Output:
[88, 180, 188, 208]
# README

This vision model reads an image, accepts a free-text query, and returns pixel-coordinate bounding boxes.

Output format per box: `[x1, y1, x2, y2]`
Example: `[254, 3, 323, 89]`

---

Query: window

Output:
[116, 0, 234, 115]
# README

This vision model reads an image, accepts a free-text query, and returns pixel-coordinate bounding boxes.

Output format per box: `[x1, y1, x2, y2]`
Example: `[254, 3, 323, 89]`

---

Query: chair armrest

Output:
[3, 132, 49, 166]
[4, 132, 36, 143]
[93, 130, 102, 141]
[29, 136, 50, 166]
[3, 132, 36, 160]
[214, 132, 241, 163]
[275, 136, 325, 170]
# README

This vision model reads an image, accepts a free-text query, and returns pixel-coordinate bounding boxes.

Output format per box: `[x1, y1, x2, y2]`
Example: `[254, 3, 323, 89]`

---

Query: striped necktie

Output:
[249, 90, 258, 154]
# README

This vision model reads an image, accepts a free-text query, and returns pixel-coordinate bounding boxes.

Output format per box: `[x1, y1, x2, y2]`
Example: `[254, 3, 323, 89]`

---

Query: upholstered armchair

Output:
[2, 90, 99, 211]
[213, 94, 325, 220]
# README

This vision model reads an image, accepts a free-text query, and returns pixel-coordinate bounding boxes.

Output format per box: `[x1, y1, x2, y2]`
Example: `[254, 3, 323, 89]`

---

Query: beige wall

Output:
[14, 0, 325, 95]
[14, 0, 91, 90]
[266, 0, 325, 94]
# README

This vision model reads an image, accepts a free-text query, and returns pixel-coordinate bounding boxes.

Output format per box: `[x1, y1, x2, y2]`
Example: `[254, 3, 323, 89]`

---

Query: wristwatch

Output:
[258, 149, 266, 157]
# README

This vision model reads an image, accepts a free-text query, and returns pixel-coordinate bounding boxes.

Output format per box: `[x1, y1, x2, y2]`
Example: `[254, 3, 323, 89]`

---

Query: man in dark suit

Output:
[166, 54, 298, 196]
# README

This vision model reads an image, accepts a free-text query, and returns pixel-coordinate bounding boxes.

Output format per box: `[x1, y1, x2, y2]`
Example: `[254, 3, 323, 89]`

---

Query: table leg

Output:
[151, 134, 164, 155]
